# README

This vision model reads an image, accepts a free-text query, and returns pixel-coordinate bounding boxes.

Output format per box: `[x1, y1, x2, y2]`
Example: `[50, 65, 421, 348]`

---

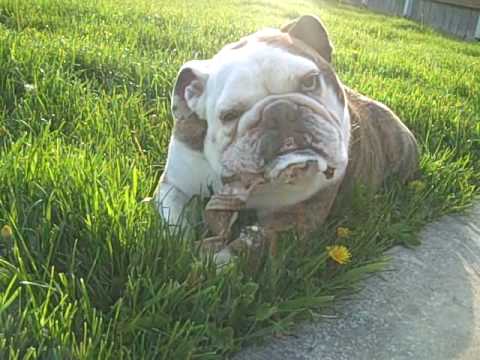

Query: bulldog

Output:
[154, 15, 419, 259]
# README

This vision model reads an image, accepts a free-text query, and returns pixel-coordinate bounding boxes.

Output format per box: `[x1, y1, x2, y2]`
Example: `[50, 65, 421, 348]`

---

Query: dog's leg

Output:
[154, 137, 220, 227]
[154, 176, 192, 226]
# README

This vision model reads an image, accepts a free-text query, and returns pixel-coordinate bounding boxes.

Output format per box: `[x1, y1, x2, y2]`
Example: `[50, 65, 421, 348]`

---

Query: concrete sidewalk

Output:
[236, 202, 480, 360]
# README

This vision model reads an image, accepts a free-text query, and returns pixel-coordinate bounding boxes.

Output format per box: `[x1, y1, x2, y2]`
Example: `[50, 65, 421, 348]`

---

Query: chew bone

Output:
[201, 174, 265, 250]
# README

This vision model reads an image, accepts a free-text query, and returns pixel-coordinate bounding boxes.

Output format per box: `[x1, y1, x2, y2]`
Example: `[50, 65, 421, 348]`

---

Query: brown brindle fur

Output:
[173, 117, 207, 152]
[341, 88, 419, 193]
[171, 94, 207, 152]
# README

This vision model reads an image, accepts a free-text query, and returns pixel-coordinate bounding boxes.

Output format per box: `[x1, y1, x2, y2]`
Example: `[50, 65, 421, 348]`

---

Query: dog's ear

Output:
[281, 15, 333, 63]
[171, 60, 209, 151]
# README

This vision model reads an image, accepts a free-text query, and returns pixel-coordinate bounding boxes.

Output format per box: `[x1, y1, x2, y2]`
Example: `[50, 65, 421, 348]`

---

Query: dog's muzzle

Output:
[221, 98, 336, 183]
[258, 99, 302, 161]
[258, 99, 335, 180]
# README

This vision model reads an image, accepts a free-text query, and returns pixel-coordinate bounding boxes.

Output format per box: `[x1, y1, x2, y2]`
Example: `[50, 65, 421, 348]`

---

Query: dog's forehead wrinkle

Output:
[216, 81, 265, 118]
[211, 62, 259, 95]
[218, 100, 246, 115]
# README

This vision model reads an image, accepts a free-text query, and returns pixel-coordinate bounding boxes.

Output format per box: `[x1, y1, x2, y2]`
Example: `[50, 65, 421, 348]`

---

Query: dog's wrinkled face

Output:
[172, 16, 351, 210]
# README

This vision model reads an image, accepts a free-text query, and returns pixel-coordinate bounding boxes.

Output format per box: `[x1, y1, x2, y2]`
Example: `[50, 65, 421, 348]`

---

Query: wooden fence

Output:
[345, 0, 480, 39]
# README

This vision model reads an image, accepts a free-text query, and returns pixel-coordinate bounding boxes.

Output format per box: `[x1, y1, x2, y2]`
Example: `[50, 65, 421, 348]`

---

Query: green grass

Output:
[0, 0, 479, 358]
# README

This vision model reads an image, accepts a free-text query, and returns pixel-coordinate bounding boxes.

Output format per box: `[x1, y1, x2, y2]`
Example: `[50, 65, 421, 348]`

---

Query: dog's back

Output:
[340, 87, 419, 196]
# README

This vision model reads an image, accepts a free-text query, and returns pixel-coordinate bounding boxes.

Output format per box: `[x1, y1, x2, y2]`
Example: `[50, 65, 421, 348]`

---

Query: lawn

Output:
[0, 0, 479, 358]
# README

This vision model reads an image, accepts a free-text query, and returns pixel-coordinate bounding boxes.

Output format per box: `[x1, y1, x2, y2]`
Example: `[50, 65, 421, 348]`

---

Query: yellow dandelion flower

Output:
[327, 245, 351, 265]
[1, 225, 13, 239]
[408, 180, 426, 192]
[336, 226, 352, 239]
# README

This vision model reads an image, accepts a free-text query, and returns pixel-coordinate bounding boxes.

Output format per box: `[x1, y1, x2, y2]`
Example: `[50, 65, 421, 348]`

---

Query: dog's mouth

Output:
[221, 148, 336, 194]
[264, 134, 335, 182]
[221, 127, 336, 185]
[265, 148, 335, 183]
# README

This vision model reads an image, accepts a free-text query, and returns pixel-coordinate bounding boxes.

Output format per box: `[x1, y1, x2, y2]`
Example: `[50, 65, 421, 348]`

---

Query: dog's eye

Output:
[220, 109, 242, 123]
[301, 73, 320, 92]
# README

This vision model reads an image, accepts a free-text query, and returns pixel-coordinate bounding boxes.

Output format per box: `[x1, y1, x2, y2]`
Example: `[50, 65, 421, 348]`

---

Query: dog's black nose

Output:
[262, 99, 298, 129]
[258, 131, 282, 162]
[259, 100, 302, 161]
